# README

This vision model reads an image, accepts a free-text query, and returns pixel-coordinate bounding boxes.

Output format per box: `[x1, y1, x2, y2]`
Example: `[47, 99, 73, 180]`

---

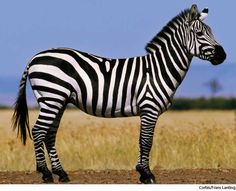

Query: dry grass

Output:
[0, 109, 235, 171]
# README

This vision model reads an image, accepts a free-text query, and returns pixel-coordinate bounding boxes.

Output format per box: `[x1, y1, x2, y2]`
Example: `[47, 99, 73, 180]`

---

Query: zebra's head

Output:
[185, 4, 226, 65]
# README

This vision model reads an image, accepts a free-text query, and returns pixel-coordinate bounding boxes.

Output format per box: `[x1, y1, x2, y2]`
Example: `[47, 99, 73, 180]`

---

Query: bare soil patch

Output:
[1, 169, 236, 184]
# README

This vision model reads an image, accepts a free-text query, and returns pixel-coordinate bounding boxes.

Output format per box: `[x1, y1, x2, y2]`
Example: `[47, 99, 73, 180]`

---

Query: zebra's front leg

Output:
[136, 112, 157, 184]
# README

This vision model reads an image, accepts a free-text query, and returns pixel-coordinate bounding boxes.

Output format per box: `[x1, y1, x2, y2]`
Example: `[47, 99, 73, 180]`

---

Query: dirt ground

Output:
[1, 168, 236, 184]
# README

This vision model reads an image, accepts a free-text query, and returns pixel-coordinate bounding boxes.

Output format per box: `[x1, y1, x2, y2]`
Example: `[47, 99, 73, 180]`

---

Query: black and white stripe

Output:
[13, 4, 226, 183]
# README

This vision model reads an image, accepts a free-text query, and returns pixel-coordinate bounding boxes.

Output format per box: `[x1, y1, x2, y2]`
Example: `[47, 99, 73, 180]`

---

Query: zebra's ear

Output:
[188, 4, 199, 22]
[199, 7, 208, 21]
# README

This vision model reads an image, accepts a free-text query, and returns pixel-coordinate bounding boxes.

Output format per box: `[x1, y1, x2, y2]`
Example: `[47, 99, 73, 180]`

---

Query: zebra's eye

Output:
[196, 31, 203, 36]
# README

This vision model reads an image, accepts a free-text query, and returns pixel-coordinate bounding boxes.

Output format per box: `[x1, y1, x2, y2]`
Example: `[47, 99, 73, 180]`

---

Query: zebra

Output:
[12, 4, 226, 184]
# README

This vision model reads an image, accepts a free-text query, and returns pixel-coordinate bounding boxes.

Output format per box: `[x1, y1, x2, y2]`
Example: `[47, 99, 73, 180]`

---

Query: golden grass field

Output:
[0, 109, 235, 171]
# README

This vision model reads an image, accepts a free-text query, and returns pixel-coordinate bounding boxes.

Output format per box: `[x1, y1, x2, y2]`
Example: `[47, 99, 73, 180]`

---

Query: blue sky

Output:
[0, 1, 235, 105]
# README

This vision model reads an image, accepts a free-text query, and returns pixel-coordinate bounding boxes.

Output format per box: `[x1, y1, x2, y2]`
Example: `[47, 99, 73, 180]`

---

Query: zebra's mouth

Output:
[210, 45, 226, 65]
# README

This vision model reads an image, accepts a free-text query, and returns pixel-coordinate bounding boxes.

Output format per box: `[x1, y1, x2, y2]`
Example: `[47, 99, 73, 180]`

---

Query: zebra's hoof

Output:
[37, 166, 54, 183]
[59, 175, 70, 182]
[42, 174, 54, 183]
[136, 164, 156, 184]
[53, 169, 70, 183]
[140, 174, 156, 184]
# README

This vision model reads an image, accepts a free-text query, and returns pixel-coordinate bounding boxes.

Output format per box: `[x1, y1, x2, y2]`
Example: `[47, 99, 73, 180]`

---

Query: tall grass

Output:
[0, 109, 235, 171]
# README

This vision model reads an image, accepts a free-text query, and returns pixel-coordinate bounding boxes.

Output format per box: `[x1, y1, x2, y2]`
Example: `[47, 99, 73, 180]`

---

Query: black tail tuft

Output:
[12, 66, 31, 145]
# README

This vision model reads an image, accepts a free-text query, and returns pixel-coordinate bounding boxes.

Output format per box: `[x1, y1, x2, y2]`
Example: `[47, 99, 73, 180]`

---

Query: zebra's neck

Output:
[145, 10, 193, 91]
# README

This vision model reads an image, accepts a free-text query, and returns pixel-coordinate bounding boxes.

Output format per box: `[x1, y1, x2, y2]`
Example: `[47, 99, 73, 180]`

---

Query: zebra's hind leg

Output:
[136, 111, 158, 184]
[44, 106, 70, 182]
[44, 128, 70, 182]
[32, 111, 54, 183]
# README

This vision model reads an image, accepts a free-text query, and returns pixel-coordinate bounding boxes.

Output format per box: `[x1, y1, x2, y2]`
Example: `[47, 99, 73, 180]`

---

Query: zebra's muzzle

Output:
[210, 45, 226, 65]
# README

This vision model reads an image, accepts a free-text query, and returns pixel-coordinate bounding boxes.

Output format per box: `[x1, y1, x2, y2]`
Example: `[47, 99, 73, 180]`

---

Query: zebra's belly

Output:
[76, 101, 138, 118]
[71, 87, 139, 117]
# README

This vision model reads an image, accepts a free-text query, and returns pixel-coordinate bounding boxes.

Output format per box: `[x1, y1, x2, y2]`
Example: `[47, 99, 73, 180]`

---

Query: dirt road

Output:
[1, 168, 236, 184]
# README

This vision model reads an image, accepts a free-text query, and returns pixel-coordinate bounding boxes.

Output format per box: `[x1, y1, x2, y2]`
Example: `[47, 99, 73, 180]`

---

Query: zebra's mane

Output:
[145, 8, 191, 53]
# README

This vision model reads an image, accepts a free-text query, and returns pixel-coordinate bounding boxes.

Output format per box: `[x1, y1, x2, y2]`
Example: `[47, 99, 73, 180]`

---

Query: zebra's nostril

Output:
[215, 46, 226, 57]
[210, 45, 226, 65]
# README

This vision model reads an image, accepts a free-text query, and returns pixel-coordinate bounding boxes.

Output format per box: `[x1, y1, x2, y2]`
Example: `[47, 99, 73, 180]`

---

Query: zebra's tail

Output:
[12, 65, 32, 145]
